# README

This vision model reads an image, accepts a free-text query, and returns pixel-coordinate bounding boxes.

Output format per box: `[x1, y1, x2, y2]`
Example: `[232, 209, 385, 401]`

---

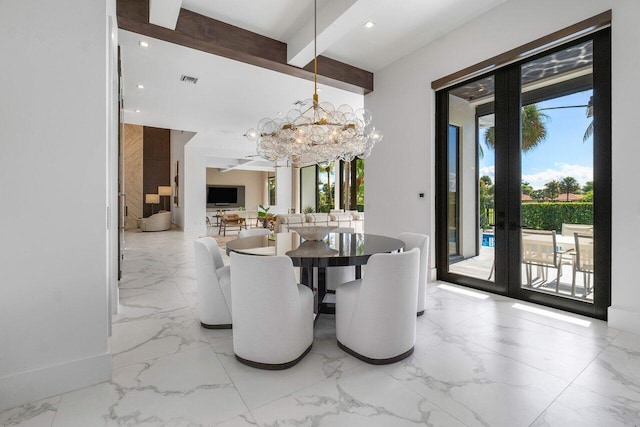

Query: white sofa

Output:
[329, 212, 353, 228]
[275, 213, 307, 233]
[305, 213, 330, 226]
[140, 211, 171, 232]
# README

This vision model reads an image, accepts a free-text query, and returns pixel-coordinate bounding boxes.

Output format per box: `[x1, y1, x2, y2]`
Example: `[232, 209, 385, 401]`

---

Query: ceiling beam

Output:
[116, 0, 373, 94]
[286, 0, 360, 68]
[148, 0, 182, 30]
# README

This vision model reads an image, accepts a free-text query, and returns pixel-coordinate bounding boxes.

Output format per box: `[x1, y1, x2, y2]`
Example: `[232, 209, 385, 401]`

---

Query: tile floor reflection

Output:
[2, 229, 639, 426]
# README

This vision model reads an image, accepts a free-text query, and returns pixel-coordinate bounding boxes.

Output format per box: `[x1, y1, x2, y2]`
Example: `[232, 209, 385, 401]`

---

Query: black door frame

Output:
[435, 28, 611, 319]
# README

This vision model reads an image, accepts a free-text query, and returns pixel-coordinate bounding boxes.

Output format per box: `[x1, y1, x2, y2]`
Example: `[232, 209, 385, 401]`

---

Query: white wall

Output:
[450, 95, 478, 258]
[206, 168, 265, 211]
[365, 0, 640, 333]
[184, 145, 207, 233]
[0, 0, 112, 410]
[170, 130, 195, 229]
[273, 166, 293, 214]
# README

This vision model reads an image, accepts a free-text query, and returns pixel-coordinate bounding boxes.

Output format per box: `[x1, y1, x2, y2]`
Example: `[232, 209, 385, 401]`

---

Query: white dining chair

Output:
[397, 232, 430, 316]
[230, 252, 314, 369]
[324, 227, 356, 296]
[238, 228, 271, 238]
[194, 237, 232, 329]
[336, 248, 419, 364]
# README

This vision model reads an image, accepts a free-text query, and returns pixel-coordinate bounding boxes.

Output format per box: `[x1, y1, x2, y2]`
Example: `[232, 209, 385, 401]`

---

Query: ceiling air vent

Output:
[180, 75, 198, 84]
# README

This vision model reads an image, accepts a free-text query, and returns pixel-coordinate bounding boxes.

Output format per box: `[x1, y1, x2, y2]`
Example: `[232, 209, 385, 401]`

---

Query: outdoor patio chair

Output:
[521, 229, 572, 292]
[572, 232, 594, 298]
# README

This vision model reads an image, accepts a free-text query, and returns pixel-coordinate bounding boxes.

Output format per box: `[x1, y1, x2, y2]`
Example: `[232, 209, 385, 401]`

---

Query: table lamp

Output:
[145, 193, 160, 215]
[158, 186, 172, 211]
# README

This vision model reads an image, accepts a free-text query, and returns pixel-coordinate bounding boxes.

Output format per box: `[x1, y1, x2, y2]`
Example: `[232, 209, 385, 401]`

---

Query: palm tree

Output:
[583, 96, 594, 142]
[560, 176, 580, 201]
[320, 162, 333, 211]
[483, 104, 549, 153]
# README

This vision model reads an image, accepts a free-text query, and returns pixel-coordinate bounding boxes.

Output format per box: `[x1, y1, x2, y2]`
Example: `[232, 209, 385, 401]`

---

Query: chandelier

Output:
[245, 0, 382, 166]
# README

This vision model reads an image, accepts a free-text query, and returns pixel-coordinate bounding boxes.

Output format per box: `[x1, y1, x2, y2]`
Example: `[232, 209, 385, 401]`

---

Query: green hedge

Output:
[521, 202, 593, 231]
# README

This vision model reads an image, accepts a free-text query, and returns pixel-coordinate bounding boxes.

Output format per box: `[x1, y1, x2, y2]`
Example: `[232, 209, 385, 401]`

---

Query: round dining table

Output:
[226, 231, 405, 314]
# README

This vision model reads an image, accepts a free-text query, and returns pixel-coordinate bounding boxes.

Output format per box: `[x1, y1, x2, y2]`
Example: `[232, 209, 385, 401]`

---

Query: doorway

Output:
[436, 29, 611, 319]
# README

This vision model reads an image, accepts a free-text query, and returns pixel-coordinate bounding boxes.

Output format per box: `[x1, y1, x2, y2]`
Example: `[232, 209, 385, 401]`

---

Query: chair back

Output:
[343, 248, 419, 354]
[230, 253, 311, 362]
[521, 229, 560, 267]
[562, 223, 593, 237]
[198, 236, 225, 269]
[223, 213, 242, 223]
[194, 238, 231, 324]
[574, 233, 594, 272]
[397, 232, 429, 289]
[238, 228, 271, 238]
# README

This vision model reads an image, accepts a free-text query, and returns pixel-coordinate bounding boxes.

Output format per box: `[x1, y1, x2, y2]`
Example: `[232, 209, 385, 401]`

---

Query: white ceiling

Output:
[120, 30, 363, 170]
[181, 0, 509, 72]
[121, 0, 509, 169]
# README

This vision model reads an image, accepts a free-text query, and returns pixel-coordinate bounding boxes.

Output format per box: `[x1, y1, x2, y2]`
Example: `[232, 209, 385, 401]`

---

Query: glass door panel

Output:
[300, 165, 317, 213]
[317, 163, 335, 212]
[518, 40, 594, 302]
[437, 29, 609, 319]
[445, 75, 496, 282]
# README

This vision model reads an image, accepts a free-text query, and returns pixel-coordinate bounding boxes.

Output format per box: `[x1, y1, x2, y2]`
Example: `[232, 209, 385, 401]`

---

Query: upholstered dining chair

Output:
[397, 232, 430, 316]
[336, 248, 419, 364]
[194, 237, 232, 329]
[324, 227, 356, 295]
[230, 252, 314, 369]
[238, 228, 271, 238]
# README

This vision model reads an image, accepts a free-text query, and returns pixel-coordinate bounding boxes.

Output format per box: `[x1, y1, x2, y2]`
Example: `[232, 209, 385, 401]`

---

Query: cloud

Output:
[479, 166, 495, 183]
[522, 163, 592, 189]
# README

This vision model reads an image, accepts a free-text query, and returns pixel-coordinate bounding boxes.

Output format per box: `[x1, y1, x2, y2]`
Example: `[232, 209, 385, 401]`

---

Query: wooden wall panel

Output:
[124, 124, 143, 229]
[143, 126, 171, 217]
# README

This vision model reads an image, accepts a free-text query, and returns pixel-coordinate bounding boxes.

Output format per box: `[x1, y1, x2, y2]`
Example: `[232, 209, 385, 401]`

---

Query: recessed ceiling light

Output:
[136, 84, 144, 89]
[364, 21, 375, 29]
[139, 41, 149, 48]
[135, 109, 141, 113]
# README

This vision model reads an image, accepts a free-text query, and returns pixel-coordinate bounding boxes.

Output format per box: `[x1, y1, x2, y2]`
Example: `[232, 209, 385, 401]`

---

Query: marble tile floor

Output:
[3, 229, 640, 426]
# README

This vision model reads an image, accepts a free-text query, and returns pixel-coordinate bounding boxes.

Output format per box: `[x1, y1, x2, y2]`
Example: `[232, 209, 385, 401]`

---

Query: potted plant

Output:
[258, 205, 271, 228]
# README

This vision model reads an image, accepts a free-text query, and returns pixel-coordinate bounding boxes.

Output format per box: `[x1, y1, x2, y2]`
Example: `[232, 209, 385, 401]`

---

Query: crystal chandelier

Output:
[245, 0, 382, 166]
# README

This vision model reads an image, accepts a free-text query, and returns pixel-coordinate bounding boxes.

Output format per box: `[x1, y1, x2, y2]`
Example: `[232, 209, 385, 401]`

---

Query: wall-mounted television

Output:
[206, 185, 245, 207]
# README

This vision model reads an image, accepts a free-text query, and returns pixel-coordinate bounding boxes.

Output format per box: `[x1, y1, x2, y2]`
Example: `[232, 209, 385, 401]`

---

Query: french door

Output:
[436, 29, 611, 319]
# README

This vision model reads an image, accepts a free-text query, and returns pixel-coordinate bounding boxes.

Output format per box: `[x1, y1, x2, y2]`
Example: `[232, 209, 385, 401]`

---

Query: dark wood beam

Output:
[117, 0, 373, 94]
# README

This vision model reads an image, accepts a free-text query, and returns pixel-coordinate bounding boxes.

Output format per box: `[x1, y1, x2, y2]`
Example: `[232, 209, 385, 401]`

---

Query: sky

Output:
[479, 89, 594, 190]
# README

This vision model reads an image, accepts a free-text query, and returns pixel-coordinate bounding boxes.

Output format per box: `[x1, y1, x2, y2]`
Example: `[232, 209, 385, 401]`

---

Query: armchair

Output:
[140, 212, 171, 232]
[230, 252, 314, 369]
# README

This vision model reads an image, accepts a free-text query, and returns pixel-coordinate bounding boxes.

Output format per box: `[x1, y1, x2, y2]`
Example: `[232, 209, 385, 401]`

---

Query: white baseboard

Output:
[608, 306, 640, 335]
[429, 267, 437, 282]
[0, 352, 111, 412]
